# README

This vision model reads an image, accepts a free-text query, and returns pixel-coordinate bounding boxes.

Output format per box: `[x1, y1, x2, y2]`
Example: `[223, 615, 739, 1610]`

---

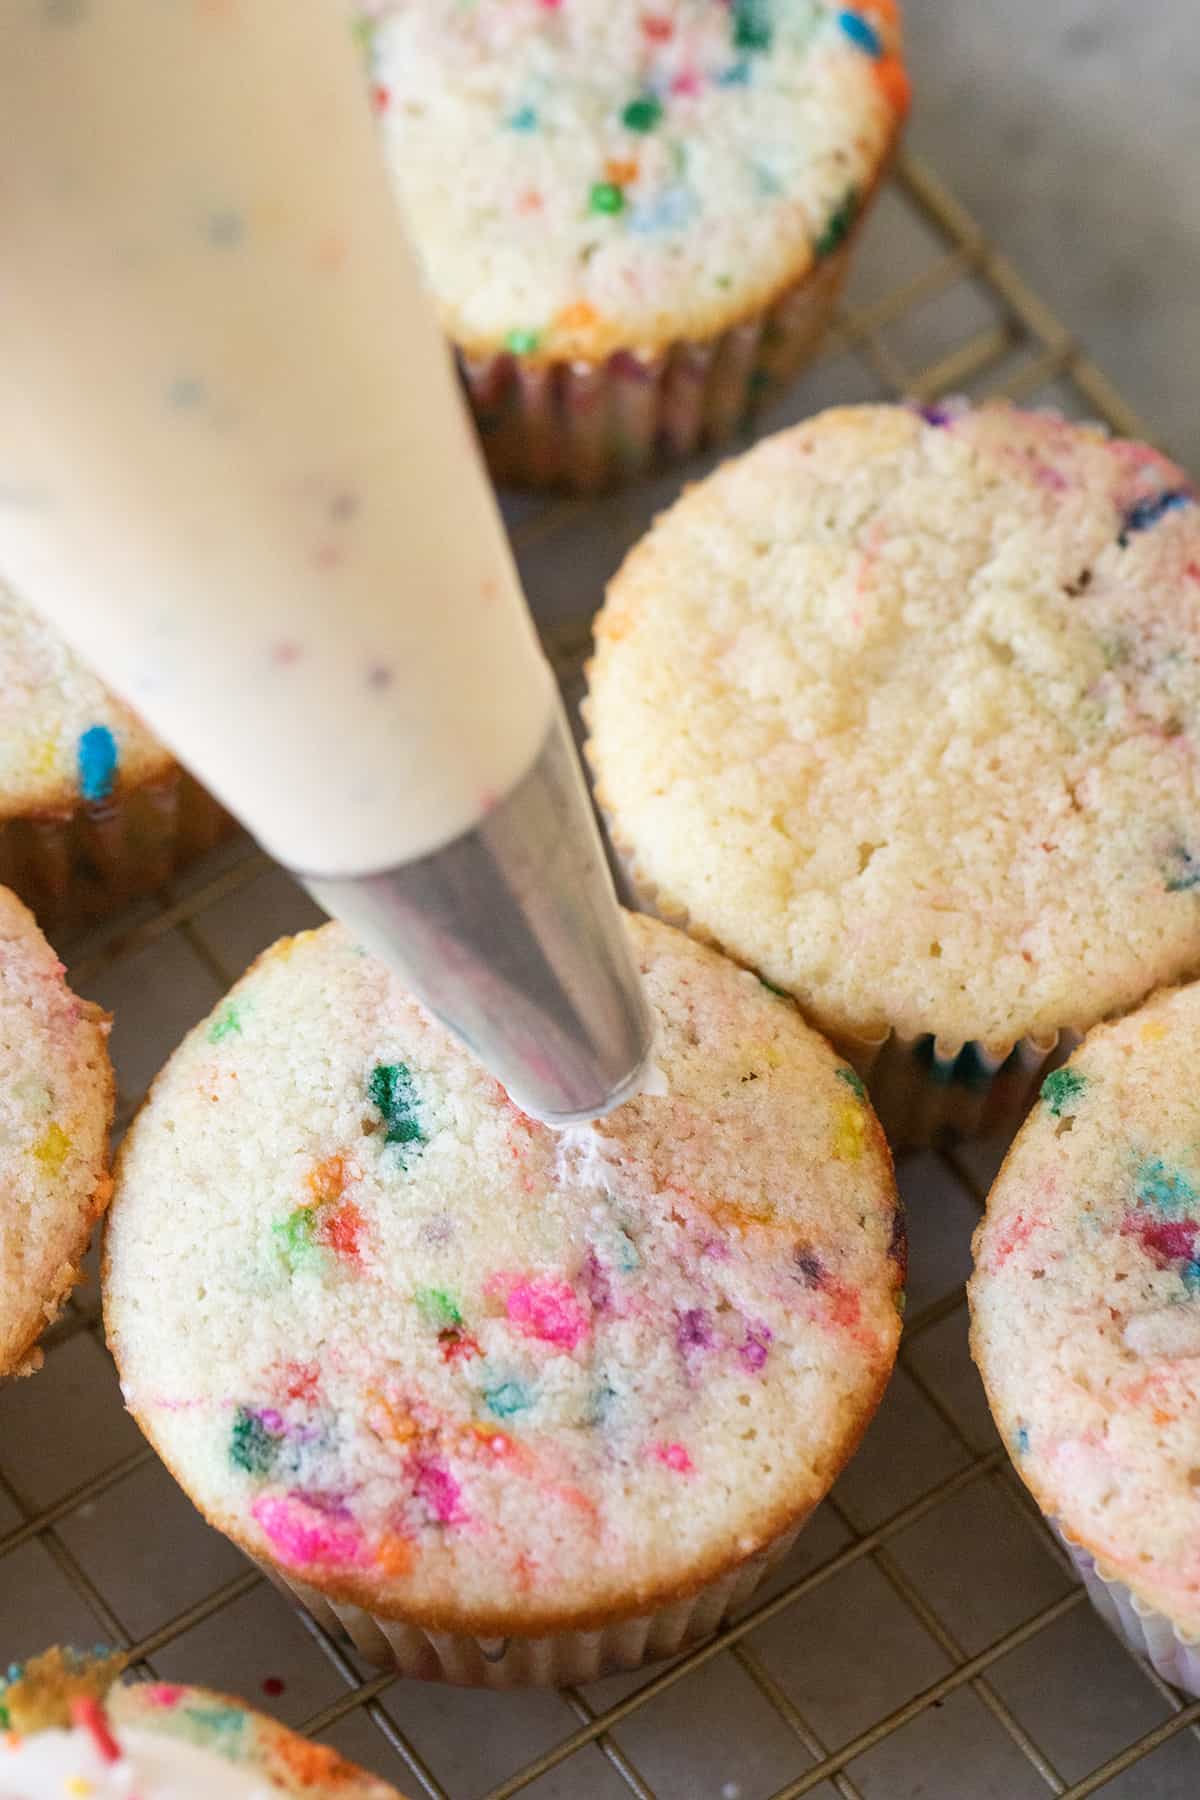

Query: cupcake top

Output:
[363, 0, 907, 361]
[0, 886, 113, 1376]
[0, 577, 170, 820]
[971, 984, 1200, 1638]
[0, 1648, 402, 1797]
[588, 402, 1200, 1051]
[105, 912, 902, 1634]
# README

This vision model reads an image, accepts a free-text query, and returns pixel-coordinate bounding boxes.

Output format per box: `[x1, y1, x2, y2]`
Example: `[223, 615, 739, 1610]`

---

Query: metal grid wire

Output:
[1, 148, 1196, 1799]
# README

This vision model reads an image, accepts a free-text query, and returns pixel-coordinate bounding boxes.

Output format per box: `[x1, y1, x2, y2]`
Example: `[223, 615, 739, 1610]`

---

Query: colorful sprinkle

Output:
[251, 1493, 366, 1569]
[873, 54, 911, 115]
[1041, 1067, 1087, 1117]
[717, 59, 752, 85]
[740, 1322, 772, 1371]
[1014, 1425, 1030, 1456]
[495, 1274, 590, 1350]
[368, 1062, 425, 1155]
[651, 1440, 694, 1473]
[831, 1098, 866, 1162]
[319, 1199, 365, 1262]
[415, 1286, 463, 1329]
[1165, 846, 1200, 892]
[815, 187, 859, 258]
[32, 1122, 71, 1173]
[68, 1699, 120, 1766]
[836, 1066, 867, 1100]
[622, 94, 663, 132]
[1118, 489, 1195, 545]
[229, 1406, 283, 1477]
[505, 327, 542, 354]
[507, 104, 538, 130]
[677, 1307, 713, 1351]
[1135, 1156, 1200, 1216]
[207, 1001, 243, 1044]
[731, 0, 772, 52]
[483, 1379, 532, 1418]
[413, 1458, 467, 1526]
[837, 10, 882, 56]
[274, 1206, 319, 1271]
[589, 181, 625, 216]
[76, 724, 118, 802]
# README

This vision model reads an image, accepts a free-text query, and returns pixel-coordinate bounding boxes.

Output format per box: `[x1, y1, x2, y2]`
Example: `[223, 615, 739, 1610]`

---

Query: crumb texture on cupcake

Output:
[0, 1648, 403, 1796]
[105, 913, 902, 1635]
[588, 402, 1200, 1050]
[0, 886, 113, 1376]
[364, 0, 906, 359]
[0, 577, 170, 818]
[971, 983, 1200, 1637]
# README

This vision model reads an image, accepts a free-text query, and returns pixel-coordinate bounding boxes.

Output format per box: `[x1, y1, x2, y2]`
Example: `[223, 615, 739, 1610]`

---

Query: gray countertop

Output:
[904, 0, 1200, 467]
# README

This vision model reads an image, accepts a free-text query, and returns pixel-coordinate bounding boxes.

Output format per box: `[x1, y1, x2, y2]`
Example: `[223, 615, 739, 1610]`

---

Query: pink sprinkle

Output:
[671, 70, 700, 95]
[413, 1458, 468, 1526]
[651, 1441, 694, 1474]
[252, 1493, 366, 1570]
[142, 1685, 184, 1709]
[493, 1274, 590, 1351]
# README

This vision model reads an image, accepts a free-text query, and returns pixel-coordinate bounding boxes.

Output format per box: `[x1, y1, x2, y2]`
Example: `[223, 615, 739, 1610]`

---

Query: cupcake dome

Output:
[364, 0, 906, 361]
[971, 984, 1200, 1641]
[0, 885, 113, 1377]
[0, 1649, 403, 1796]
[588, 402, 1200, 1057]
[104, 912, 902, 1667]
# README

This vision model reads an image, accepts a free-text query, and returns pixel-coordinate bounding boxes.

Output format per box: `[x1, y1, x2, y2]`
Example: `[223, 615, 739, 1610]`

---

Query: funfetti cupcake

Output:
[0, 885, 113, 1377]
[0, 575, 230, 929]
[971, 984, 1200, 1694]
[361, 0, 908, 490]
[586, 401, 1200, 1146]
[104, 911, 903, 1686]
[0, 1647, 404, 1797]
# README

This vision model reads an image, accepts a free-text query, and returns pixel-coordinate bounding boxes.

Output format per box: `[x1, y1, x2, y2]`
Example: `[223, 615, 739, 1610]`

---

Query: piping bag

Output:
[0, 0, 654, 1125]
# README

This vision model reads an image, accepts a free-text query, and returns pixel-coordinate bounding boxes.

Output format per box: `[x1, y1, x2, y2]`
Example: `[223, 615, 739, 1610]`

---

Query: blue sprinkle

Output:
[1119, 489, 1194, 545]
[837, 9, 882, 56]
[167, 376, 206, 410]
[1014, 1426, 1030, 1456]
[206, 209, 245, 247]
[1183, 1261, 1200, 1295]
[1135, 1156, 1200, 1216]
[483, 1380, 531, 1418]
[1166, 846, 1200, 893]
[628, 186, 697, 235]
[506, 104, 538, 131]
[717, 60, 752, 85]
[77, 725, 118, 802]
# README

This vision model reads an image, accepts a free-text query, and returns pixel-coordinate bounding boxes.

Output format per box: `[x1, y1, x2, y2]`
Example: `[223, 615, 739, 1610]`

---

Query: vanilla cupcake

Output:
[0, 575, 229, 928]
[971, 984, 1200, 1693]
[362, 0, 908, 489]
[587, 401, 1200, 1145]
[0, 885, 113, 1377]
[104, 912, 902, 1685]
[0, 1647, 403, 1796]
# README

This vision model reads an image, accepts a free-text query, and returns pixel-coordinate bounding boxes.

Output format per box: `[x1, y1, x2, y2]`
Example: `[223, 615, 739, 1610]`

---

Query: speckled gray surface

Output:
[903, 0, 1200, 468]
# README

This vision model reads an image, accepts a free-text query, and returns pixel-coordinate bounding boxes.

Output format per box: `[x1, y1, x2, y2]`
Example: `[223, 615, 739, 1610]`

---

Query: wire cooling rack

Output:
[2, 149, 1197, 1800]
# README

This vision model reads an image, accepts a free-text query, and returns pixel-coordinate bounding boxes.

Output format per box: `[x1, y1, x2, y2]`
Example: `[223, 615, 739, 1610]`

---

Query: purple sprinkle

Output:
[919, 404, 953, 427]
[258, 1409, 285, 1433]
[677, 1308, 713, 1352]
[740, 1322, 772, 1371]
[584, 1249, 612, 1314]
[289, 1488, 352, 1520]
[793, 1249, 826, 1289]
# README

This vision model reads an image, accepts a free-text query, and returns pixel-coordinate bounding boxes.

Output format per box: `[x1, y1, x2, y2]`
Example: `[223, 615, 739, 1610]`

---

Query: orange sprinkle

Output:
[272, 1734, 359, 1787]
[305, 1152, 353, 1206]
[517, 188, 544, 214]
[374, 1532, 416, 1578]
[555, 299, 599, 332]
[605, 157, 639, 187]
[873, 56, 911, 117]
[319, 1198, 365, 1261]
[370, 1389, 419, 1445]
[864, 0, 899, 22]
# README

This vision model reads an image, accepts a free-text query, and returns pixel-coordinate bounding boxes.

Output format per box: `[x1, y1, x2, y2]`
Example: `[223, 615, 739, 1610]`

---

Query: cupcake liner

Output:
[0, 770, 233, 931]
[460, 236, 855, 494]
[260, 1517, 804, 1688]
[1054, 1523, 1200, 1696]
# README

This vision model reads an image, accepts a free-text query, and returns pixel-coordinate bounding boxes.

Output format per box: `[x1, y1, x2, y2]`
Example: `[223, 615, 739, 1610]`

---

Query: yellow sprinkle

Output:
[27, 734, 60, 778]
[66, 1779, 94, 1796]
[1141, 1019, 1168, 1043]
[831, 1098, 866, 1163]
[33, 1122, 71, 1173]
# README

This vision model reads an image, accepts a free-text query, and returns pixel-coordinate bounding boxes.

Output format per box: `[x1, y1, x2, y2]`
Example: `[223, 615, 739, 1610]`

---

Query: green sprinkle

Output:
[715, 273, 734, 289]
[207, 1002, 242, 1044]
[757, 974, 792, 1000]
[732, 0, 773, 51]
[815, 186, 859, 258]
[368, 1062, 426, 1155]
[484, 1380, 532, 1418]
[0, 1705, 9, 1731]
[273, 1206, 318, 1270]
[1040, 1067, 1087, 1118]
[621, 94, 663, 133]
[837, 1067, 867, 1101]
[415, 1286, 463, 1329]
[505, 326, 542, 355]
[589, 181, 625, 216]
[229, 1406, 280, 1477]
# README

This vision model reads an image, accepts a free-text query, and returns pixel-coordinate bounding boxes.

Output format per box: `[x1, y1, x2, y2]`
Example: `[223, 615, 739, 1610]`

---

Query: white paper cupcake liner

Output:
[460, 239, 855, 494]
[1055, 1523, 1200, 1696]
[260, 1517, 803, 1688]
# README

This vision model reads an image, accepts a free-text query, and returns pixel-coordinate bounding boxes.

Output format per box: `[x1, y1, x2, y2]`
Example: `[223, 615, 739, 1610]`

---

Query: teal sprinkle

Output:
[837, 1067, 867, 1101]
[718, 59, 753, 85]
[732, 0, 772, 51]
[369, 1062, 425, 1155]
[185, 1705, 248, 1753]
[1165, 846, 1200, 892]
[4, 1662, 24, 1685]
[622, 94, 663, 131]
[614, 1226, 640, 1272]
[207, 1002, 242, 1045]
[484, 1380, 532, 1418]
[507, 104, 538, 130]
[414, 1286, 463, 1329]
[588, 1378, 618, 1424]
[1041, 1067, 1087, 1117]
[837, 9, 882, 56]
[1014, 1425, 1030, 1455]
[815, 187, 860, 258]
[229, 1406, 280, 1477]
[1183, 1261, 1200, 1295]
[1135, 1156, 1200, 1217]
[77, 724, 118, 802]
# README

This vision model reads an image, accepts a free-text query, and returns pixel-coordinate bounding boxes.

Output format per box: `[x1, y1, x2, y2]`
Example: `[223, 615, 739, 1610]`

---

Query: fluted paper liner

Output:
[1054, 1523, 1200, 1697]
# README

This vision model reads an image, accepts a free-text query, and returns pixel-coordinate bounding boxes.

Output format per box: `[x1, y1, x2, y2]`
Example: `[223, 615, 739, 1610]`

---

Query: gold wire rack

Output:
[1, 148, 1195, 1800]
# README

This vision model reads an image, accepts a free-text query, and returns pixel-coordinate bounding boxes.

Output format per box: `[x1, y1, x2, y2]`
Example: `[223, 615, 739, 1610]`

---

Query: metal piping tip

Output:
[302, 697, 656, 1124]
